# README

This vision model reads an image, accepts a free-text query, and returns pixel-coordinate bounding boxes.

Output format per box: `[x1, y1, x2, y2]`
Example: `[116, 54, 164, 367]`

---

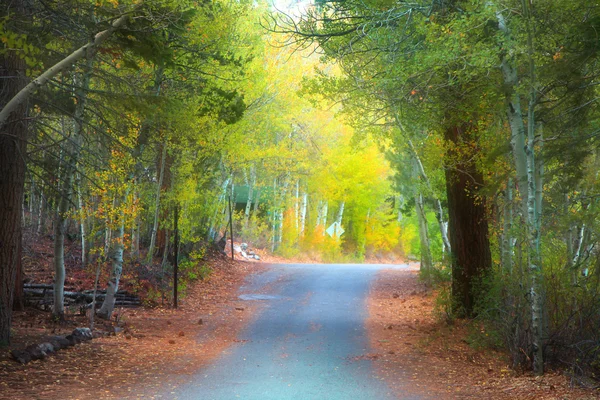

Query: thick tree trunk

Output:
[13, 236, 24, 311]
[0, 33, 27, 345]
[444, 124, 492, 317]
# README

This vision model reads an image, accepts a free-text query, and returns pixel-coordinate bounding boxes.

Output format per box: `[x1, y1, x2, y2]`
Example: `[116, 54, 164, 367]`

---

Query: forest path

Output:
[157, 263, 422, 400]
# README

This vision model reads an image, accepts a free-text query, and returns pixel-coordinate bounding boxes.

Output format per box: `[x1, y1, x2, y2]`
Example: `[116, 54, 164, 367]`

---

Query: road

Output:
[166, 263, 421, 400]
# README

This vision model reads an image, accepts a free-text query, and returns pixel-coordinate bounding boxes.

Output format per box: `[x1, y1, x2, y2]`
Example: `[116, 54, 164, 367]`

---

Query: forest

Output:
[1, 0, 600, 390]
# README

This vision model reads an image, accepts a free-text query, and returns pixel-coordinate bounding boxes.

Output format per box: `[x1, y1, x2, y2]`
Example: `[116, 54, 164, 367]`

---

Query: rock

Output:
[26, 344, 47, 360]
[38, 342, 55, 354]
[168, 339, 176, 344]
[392, 293, 400, 299]
[198, 318, 204, 325]
[178, 331, 185, 337]
[65, 334, 82, 345]
[92, 330, 106, 338]
[50, 335, 73, 348]
[235, 307, 245, 311]
[125, 335, 132, 340]
[72, 327, 93, 341]
[11, 349, 32, 364]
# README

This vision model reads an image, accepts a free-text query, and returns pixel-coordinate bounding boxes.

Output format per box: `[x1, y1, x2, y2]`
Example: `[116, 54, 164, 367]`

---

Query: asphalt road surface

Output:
[168, 263, 420, 400]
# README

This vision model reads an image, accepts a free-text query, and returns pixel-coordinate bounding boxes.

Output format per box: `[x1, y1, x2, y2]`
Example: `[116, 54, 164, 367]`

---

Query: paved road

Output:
[169, 263, 420, 400]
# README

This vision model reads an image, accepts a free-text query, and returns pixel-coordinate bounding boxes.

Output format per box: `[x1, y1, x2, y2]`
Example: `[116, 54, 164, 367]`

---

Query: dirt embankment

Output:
[366, 269, 598, 400]
[0, 258, 264, 400]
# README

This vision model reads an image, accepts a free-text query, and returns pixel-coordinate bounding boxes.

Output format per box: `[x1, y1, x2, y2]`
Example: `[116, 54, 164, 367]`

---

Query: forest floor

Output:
[366, 268, 599, 399]
[0, 235, 266, 400]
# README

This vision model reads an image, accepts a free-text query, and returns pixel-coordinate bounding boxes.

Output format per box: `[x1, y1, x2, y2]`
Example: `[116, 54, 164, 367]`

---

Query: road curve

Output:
[167, 263, 421, 400]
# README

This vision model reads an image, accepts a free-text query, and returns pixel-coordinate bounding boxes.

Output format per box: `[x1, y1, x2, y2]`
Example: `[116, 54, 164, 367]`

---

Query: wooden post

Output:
[228, 195, 234, 260]
[173, 205, 179, 308]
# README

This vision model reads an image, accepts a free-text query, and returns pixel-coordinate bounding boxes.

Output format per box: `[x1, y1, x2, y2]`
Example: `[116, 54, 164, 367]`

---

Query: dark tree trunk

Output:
[444, 124, 492, 317]
[0, 22, 28, 344]
[13, 234, 24, 311]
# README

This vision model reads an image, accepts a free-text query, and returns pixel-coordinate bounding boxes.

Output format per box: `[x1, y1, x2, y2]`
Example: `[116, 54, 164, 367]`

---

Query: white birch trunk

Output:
[502, 179, 514, 274]
[244, 166, 255, 226]
[76, 172, 86, 267]
[37, 193, 45, 235]
[97, 199, 126, 320]
[316, 200, 323, 227]
[207, 175, 230, 241]
[498, 4, 544, 374]
[300, 192, 307, 237]
[336, 201, 345, 225]
[294, 180, 300, 233]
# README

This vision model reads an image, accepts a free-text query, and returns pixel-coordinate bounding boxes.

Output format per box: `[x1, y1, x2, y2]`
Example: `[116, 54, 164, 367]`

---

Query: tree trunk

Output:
[37, 193, 45, 236]
[336, 201, 345, 225]
[295, 180, 300, 233]
[502, 178, 514, 274]
[76, 172, 87, 267]
[244, 166, 255, 226]
[147, 142, 167, 263]
[407, 139, 451, 254]
[53, 54, 93, 319]
[13, 235, 24, 311]
[300, 192, 308, 238]
[322, 201, 328, 232]
[208, 175, 231, 241]
[0, 25, 27, 345]
[444, 123, 492, 317]
[498, 3, 545, 374]
[415, 191, 433, 282]
[131, 179, 140, 259]
[97, 192, 127, 320]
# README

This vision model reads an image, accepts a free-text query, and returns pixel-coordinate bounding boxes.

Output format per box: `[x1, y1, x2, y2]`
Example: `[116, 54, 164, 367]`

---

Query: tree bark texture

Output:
[0, 31, 27, 345]
[444, 124, 492, 317]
